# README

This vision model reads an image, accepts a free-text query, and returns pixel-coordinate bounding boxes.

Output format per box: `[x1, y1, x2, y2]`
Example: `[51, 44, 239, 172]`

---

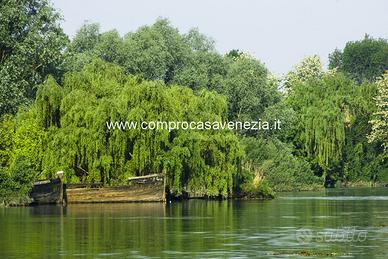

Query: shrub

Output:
[241, 137, 323, 192]
[0, 155, 37, 206]
[240, 180, 275, 199]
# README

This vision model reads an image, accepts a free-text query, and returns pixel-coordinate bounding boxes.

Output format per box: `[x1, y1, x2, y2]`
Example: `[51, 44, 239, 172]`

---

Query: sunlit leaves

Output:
[369, 72, 388, 154]
[35, 60, 242, 197]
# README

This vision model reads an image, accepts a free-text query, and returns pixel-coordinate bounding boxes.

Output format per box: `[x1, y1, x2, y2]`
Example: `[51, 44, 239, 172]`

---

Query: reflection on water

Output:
[1, 188, 388, 258]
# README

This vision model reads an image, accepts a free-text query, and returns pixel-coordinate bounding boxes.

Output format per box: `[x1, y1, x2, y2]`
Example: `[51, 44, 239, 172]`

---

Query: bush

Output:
[241, 137, 323, 192]
[240, 180, 275, 199]
[0, 155, 37, 206]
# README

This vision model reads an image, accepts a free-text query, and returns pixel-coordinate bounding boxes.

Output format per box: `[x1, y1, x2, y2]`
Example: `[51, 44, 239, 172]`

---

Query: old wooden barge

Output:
[29, 172, 167, 205]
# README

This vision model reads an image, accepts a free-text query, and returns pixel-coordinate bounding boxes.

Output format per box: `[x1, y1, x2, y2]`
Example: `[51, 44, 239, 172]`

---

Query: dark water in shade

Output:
[1, 188, 388, 258]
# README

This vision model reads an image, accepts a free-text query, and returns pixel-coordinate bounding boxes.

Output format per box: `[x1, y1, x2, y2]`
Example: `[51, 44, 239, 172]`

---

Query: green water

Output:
[1, 188, 388, 258]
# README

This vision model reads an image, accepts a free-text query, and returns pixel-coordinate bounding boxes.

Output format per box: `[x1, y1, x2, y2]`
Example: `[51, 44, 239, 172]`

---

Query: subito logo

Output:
[295, 228, 313, 243]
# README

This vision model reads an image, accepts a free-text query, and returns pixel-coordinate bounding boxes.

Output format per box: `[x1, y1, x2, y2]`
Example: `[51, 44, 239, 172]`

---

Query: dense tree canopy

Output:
[0, 0, 68, 115]
[287, 71, 351, 179]
[286, 56, 387, 185]
[224, 54, 280, 122]
[34, 60, 243, 197]
[329, 35, 388, 83]
[241, 137, 321, 191]
[1, 0, 387, 203]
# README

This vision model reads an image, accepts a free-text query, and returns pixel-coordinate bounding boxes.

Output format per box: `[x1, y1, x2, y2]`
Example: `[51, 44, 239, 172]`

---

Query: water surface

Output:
[1, 188, 388, 258]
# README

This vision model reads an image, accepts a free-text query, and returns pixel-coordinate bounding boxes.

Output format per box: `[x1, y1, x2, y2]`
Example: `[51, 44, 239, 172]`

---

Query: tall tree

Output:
[329, 35, 388, 83]
[287, 56, 387, 185]
[283, 55, 326, 93]
[65, 23, 124, 71]
[183, 28, 215, 52]
[68, 23, 100, 53]
[286, 56, 349, 184]
[224, 53, 279, 122]
[121, 19, 189, 83]
[0, 0, 68, 115]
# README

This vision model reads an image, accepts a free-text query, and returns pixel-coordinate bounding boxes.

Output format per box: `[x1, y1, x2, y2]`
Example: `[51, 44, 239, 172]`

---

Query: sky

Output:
[51, 0, 388, 76]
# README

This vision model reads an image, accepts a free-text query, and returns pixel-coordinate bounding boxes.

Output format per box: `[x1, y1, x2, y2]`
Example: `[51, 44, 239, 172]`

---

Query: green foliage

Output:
[35, 60, 242, 197]
[342, 80, 387, 183]
[173, 28, 226, 91]
[36, 76, 63, 128]
[183, 28, 215, 52]
[286, 57, 348, 172]
[121, 19, 189, 83]
[12, 109, 45, 172]
[369, 72, 388, 157]
[240, 180, 275, 199]
[94, 30, 123, 63]
[69, 23, 100, 53]
[259, 100, 296, 142]
[329, 35, 388, 83]
[284, 55, 324, 90]
[287, 72, 354, 184]
[224, 54, 280, 122]
[0, 155, 37, 206]
[63, 20, 278, 132]
[173, 51, 227, 91]
[65, 23, 124, 72]
[0, 115, 14, 168]
[226, 49, 244, 60]
[9, 155, 37, 193]
[1, 3, 386, 198]
[0, 109, 45, 173]
[63, 19, 279, 127]
[287, 56, 387, 185]
[0, 0, 68, 115]
[303, 76, 351, 166]
[240, 137, 322, 192]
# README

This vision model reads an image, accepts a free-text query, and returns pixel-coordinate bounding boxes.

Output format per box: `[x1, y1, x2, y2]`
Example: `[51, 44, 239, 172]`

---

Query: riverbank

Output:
[2, 174, 275, 206]
[338, 180, 388, 188]
[3, 172, 387, 207]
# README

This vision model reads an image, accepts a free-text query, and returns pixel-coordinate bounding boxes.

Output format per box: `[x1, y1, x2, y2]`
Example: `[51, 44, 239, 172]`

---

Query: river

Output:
[1, 188, 388, 258]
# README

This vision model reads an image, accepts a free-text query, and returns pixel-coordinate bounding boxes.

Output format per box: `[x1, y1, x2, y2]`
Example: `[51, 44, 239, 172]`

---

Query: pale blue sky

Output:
[52, 0, 388, 75]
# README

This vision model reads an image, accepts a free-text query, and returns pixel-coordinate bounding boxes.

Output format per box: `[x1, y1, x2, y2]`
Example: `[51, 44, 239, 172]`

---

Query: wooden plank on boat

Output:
[66, 183, 104, 189]
[65, 181, 165, 203]
[127, 173, 164, 185]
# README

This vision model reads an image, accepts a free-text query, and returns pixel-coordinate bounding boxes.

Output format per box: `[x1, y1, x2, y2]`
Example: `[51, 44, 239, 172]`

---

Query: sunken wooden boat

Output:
[65, 174, 166, 203]
[29, 171, 65, 205]
[29, 172, 166, 205]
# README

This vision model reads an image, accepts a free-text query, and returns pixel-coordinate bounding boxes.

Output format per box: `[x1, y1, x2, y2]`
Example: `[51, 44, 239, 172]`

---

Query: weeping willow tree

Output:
[289, 74, 354, 182]
[282, 55, 388, 185]
[286, 56, 359, 185]
[36, 76, 63, 128]
[303, 105, 346, 168]
[35, 59, 242, 197]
